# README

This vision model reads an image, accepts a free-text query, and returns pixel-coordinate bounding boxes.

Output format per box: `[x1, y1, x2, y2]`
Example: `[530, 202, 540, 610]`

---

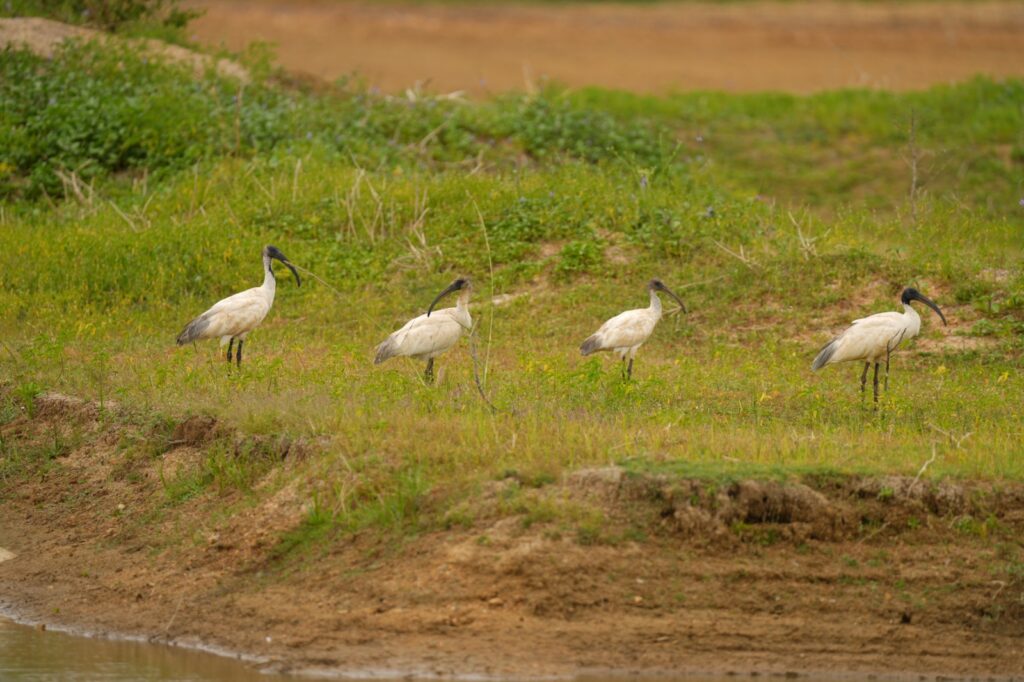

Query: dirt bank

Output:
[1, 392, 1023, 678]
[185, 0, 1024, 94]
[0, 17, 249, 81]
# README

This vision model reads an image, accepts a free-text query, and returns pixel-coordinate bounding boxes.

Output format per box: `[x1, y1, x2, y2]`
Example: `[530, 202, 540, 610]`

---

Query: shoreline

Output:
[3, 605, 1022, 682]
[1, 393, 1023, 680]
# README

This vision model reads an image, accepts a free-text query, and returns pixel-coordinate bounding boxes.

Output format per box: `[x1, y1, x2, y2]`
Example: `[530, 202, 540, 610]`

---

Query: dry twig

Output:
[909, 444, 938, 493]
[712, 239, 760, 269]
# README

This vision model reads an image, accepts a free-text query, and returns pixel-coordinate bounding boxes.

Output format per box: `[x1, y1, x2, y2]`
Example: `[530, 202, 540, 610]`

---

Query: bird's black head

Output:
[647, 278, 687, 313]
[263, 245, 301, 287]
[900, 287, 946, 326]
[427, 277, 470, 316]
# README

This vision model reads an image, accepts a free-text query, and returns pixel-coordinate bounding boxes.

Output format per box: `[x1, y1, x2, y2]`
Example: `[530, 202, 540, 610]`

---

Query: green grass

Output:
[1, 41, 1023, 555]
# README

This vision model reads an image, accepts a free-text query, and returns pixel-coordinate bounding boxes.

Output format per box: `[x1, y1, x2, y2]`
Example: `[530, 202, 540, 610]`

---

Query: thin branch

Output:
[909, 444, 938, 493]
[291, 157, 302, 203]
[712, 239, 761, 270]
[856, 521, 891, 546]
[927, 423, 973, 450]
[903, 109, 921, 226]
[469, 195, 496, 386]
[467, 324, 498, 414]
[108, 200, 139, 232]
[788, 211, 831, 261]
[160, 592, 185, 638]
[416, 112, 456, 153]
[467, 194, 498, 411]
[289, 263, 345, 299]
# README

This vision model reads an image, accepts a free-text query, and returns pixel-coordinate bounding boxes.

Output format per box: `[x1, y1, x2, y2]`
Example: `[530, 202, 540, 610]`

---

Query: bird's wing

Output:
[587, 309, 657, 351]
[194, 293, 270, 340]
[824, 314, 908, 365]
[850, 311, 904, 327]
[205, 287, 264, 314]
[377, 310, 464, 362]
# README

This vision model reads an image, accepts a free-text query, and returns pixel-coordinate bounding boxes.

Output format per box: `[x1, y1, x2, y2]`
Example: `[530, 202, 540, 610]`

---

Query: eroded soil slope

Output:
[1, 393, 1024, 678]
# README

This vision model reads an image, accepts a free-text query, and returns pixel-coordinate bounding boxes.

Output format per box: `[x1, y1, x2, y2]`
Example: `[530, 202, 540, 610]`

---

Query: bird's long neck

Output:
[262, 254, 277, 299]
[455, 288, 472, 327]
[902, 302, 921, 333]
[648, 289, 663, 317]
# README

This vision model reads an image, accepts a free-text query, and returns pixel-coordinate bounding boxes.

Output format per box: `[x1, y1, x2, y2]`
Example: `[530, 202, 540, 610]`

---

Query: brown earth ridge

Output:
[1, 392, 1023, 678]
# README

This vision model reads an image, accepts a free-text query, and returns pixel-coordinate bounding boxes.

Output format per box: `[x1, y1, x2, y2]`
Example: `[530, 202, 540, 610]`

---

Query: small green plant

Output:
[555, 239, 604, 280]
[271, 495, 336, 561]
[14, 382, 41, 418]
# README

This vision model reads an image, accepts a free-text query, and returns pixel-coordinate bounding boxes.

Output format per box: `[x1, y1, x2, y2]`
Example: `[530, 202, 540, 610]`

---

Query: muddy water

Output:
[0, 617, 294, 680]
[1, 616, 883, 682]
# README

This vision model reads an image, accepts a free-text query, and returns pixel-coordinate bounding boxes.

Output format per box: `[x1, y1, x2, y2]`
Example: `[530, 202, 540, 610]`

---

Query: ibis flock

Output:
[177, 246, 949, 401]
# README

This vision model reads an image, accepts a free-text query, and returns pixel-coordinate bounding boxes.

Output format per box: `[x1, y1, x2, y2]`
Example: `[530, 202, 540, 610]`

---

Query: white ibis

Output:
[579, 279, 686, 379]
[175, 245, 301, 366]
[812, 287, 947, 402]
[374, 278, 471, 383]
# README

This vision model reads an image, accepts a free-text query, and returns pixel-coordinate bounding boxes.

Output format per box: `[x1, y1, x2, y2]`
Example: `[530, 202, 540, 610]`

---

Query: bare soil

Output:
[2, 393, 1024, 678]
[0, 17, 249, 81]
[186, 0, 1024, 94]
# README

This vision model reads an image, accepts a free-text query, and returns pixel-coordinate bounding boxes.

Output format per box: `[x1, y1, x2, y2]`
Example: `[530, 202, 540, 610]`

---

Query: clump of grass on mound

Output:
[3, 0, 197, 34]
[0, 41, 672, 199]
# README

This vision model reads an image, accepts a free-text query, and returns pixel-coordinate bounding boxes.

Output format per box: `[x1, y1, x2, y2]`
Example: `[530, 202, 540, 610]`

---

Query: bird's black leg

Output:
[627, 358, 634, 380]
[872, 362, 880, 405]
[884, 330, 904, 393]
[227, 338, 234, 363]
[424, 358, 434, 384]
[860, 362, 870, 399]
[236, 340, 244, 368]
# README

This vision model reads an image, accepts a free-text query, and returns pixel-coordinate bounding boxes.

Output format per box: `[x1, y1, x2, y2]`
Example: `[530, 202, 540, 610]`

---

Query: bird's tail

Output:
[811, 338, 838, 371]
[579, 334, 602, 357]
[176, 314, 211, 346]
[374, 337, 396, 365]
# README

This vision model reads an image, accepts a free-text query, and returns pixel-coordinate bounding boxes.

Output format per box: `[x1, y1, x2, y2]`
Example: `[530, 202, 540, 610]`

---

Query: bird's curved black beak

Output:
[272, 254, 301, 287]
[911, 290, 946, 326]
[427, 279, 465, 317]
[659, 283, 687, 314]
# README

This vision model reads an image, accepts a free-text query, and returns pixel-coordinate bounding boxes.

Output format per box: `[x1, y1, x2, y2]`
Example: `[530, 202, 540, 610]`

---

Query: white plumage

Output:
[812, 286, 947, 401]
[580, 279, 686, 379]
[176, 245, 301, 366]
[375, 278, 471, 383]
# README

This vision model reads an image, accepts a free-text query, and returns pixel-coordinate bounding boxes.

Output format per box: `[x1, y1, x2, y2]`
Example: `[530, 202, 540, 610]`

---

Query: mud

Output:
[2, 393, 1024, 679]
[185, 0, 1024, 94]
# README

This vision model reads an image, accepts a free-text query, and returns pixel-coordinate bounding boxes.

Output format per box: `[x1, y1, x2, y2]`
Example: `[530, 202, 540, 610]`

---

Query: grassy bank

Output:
[1, 39, 1023, 556]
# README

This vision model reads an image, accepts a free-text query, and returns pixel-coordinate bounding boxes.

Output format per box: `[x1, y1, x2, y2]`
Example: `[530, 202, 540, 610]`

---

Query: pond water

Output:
[0, 617, 293, 681]
[1, 615, 882, 682]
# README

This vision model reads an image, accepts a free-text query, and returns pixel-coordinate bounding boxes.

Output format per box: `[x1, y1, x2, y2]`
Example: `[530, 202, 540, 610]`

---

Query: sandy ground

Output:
[185, 0, 1024, 94]
[0, 17, 249, 81]
[2, 394, 1024, 678]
